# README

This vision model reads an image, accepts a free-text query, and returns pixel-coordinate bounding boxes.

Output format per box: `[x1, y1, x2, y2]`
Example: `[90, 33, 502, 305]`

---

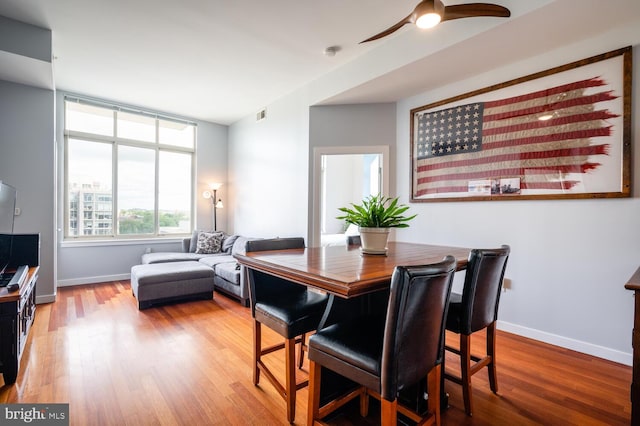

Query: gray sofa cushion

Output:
[142, 252, 207, 264]
[222, 234, 240, 253]
[198, 254, 235, 268]
[188, 229, 202, 253]
[231, 236, 254, 256]
[182, 237, 191, 253]
[214, 262, 241, 285]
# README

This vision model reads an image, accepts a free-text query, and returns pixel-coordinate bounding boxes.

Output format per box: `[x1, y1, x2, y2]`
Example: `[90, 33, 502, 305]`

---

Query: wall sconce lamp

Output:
[203, 183, 224, 231]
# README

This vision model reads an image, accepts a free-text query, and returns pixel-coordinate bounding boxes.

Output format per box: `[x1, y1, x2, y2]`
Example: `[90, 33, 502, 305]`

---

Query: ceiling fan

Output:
[360, 0, 511, 43]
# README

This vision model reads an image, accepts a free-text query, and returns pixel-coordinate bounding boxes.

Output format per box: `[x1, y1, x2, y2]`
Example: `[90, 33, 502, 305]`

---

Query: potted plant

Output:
[337, 194, 416, 255]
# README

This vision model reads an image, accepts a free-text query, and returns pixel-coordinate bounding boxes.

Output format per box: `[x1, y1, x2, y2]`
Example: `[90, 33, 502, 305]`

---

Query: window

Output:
[64, 98, 196, 240]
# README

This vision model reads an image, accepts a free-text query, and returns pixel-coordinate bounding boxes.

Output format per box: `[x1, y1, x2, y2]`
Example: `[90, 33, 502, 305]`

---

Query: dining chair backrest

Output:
[245, 237, 306, 316]
[347, 235, 361, 246]
[245, 237, 305, 253]
[380, 255, 457, 400]
[460, 245, 510, 334]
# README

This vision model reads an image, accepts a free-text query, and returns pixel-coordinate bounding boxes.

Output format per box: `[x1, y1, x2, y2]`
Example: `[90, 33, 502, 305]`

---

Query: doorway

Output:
[311, 146, 389, 247]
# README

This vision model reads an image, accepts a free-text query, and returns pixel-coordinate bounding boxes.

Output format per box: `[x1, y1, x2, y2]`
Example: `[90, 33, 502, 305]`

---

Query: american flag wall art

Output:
[410, 47, 631, 202]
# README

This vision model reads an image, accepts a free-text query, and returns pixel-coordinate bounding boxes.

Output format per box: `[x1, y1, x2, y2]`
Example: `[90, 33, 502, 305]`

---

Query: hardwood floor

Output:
[0, 281, 631, 425]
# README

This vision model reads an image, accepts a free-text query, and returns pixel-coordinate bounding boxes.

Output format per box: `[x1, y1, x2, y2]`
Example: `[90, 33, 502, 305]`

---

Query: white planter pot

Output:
[358, 227, 390, 255]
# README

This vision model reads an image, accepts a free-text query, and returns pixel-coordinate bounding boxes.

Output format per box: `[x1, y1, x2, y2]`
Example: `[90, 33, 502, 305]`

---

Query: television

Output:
[0, 182, 16, 278]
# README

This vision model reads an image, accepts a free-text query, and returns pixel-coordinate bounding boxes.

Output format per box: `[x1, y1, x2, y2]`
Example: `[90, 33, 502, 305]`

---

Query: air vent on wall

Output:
[256, 108, 266, 122]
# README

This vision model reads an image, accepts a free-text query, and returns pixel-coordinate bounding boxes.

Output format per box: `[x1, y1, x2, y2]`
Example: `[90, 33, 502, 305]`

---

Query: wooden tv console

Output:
[0, 266, 38, 384]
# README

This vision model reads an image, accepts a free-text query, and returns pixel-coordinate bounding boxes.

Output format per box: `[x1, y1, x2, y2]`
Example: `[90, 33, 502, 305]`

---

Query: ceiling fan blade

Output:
[442, 3, 511, 22]
[360, 13, 414, 43]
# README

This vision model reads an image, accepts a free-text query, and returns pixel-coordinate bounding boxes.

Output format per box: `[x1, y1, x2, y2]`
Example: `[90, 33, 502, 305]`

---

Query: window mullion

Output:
[190, 128, 196, 234]
[63, 135, 70, 238]
[112, 109, 118, 237]
[112, 148, 118, 238]
[154, 119, 160, 237]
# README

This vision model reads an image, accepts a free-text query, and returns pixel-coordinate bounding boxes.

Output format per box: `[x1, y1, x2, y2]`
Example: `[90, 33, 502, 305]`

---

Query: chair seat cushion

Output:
[255, 290, 328, 338]
[308, 314, 386, 392]
[446, 292, 463, 333]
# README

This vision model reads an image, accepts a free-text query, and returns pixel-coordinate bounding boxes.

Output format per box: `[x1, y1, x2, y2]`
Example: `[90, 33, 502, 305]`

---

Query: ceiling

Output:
[0, 0, 638, 125]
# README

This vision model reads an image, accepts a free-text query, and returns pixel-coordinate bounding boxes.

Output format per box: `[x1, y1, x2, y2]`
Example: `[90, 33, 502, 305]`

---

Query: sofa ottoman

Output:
[131, 261, 215, 309]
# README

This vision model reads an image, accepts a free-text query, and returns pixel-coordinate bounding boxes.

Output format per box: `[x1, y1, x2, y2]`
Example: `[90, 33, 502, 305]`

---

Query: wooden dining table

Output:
[235, 240, 473, 417]
[234, 241, 472, 299]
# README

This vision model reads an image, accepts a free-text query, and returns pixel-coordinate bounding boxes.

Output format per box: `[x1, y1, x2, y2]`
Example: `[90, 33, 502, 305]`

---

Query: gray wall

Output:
[309, 104, 396, 148]
[195, 120, 229, 233]
[0, 80, 55, 302]
[394, 37, 640, 363]
[228, 26, 639, 365]
[0, 15, 51, 62]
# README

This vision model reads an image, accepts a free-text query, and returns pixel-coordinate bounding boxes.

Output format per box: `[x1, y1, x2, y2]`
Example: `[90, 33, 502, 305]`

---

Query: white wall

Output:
[227, 88, 310, 239]
[396, 29, 640, 364]
[55, 92, 229, 286]
[0, 80, 55, 302]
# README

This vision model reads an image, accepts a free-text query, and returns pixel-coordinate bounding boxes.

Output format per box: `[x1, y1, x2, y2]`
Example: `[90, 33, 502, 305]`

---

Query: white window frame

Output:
[63, 96, 196, 241]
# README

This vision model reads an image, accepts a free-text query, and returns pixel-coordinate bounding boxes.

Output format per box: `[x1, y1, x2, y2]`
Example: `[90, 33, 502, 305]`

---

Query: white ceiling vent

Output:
[256, 108, 266, 122]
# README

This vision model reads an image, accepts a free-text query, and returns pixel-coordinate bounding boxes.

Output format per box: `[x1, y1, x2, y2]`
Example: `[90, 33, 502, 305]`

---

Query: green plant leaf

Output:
[335, 194, 416, 228]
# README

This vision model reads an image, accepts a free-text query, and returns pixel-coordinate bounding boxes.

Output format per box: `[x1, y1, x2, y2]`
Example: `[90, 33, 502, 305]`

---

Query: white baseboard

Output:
[497, 320, 632, 366]
[36, 294, 56, 304]
[57, 273, 131, 287]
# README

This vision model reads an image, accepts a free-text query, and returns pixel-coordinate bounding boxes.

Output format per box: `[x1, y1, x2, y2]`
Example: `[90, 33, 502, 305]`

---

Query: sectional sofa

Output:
[136, 232, 252, 307]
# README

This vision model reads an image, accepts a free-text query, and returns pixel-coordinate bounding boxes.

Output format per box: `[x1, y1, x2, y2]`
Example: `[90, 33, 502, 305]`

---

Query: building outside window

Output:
[63, 97, 196, 240]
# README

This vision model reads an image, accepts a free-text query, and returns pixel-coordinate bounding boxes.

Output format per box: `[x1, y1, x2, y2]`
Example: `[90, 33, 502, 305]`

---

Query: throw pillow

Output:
[222, 234, 240, 253]
[195, 232, 224, 254]
[189, 229, 203, 253]
[190, 230, 224, 253]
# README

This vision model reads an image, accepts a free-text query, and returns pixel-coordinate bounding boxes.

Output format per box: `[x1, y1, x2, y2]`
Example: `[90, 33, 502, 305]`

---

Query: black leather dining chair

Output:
[245, 237, 328, 423]
[444, 245, 510, 416]
[347, 235, 361, 246]
[307, 256, 457, 426]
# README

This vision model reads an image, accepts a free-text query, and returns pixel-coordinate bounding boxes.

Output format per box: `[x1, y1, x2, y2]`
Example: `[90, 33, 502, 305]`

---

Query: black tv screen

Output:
[0, 182, 16, 276]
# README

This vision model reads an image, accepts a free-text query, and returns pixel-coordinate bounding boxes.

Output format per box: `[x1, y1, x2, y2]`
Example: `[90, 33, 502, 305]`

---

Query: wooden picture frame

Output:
[410, 46, 632, 202]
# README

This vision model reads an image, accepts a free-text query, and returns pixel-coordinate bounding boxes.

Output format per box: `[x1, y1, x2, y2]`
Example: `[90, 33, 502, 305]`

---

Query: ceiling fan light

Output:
[416, 12, 441, 29]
